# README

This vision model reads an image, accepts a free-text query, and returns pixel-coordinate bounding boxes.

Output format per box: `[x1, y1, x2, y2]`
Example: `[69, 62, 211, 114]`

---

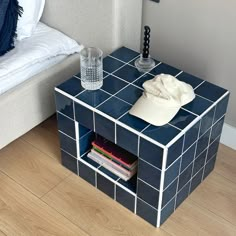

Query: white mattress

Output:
[0, 22, 82, 95]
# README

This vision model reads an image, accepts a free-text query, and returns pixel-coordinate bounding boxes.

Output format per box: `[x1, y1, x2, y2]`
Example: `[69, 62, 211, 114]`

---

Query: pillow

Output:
[17, 0, 45, 40]
[0, 0, 23, 56]
[0, 0, 9, 32]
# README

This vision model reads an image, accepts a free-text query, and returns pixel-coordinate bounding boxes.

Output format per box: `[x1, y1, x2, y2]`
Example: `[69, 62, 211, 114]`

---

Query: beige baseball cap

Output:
[129, 74, 195, 126]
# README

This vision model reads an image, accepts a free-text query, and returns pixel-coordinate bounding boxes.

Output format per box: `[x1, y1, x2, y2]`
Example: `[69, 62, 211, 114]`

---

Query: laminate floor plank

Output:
[0, 171, 88, 236]
[21, 121, 61, 162]
[42, 174, 170, 236]
[215, 144, 236, 184]
[162, 199, 236, 236]
[0, 139, 70, 198]
[189, 172, 236, 226]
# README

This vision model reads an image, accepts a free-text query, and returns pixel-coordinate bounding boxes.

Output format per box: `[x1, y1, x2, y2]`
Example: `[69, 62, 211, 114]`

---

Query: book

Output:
[92, 136, 138, 169]
[87, 151, 135, 181]
[90, 149, 137, 176]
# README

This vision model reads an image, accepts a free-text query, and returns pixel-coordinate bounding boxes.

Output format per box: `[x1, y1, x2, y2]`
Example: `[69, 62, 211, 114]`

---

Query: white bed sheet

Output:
[0, 22, 82, 95]
[0, 55, 66, 95]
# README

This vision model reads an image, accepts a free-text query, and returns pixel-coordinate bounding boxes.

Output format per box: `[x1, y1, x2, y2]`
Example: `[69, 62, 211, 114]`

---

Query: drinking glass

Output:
[80, 47, 103, 90]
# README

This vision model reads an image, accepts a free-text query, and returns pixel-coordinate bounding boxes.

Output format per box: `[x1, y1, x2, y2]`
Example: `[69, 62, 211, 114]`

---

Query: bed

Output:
[0, 0, 142, 149]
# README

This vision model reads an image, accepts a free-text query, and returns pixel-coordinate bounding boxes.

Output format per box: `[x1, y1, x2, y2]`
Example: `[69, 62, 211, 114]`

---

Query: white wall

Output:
[142, 0, 236, 127]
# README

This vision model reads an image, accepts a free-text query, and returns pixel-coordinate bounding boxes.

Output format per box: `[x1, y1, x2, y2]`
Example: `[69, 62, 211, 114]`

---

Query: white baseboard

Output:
[220, 123, 236, 150]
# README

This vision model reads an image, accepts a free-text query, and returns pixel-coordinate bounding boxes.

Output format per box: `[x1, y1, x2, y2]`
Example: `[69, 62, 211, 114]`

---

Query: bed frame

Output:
[0, 0, 142, 149]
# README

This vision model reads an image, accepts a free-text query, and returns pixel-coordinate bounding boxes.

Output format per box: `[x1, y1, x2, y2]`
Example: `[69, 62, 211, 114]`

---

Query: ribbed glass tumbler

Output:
[80, 47, 103, 90]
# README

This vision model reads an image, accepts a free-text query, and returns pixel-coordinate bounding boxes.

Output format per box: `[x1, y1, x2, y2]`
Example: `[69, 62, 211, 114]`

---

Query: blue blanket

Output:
[0, 0, 23, 56]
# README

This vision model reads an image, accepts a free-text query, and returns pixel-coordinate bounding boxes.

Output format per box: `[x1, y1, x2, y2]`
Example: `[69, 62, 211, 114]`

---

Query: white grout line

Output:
[181, 107, 199, 117]
[161, 194, 176, 211]
[196, 94, 214, 103]
[194, 80, 205, 90]
[57, 110, 74, 122]
[93, 112, 96, 133]
[164, 154, 182, 172]
[134, 195, 137, 214]
[114, 123, 117, 144]
[75, 121, 80, 160]
[175, 71, 183, 77]
[139, 158, 162, 172]
[60, 148, 77, 159]
[167, 123, 182, 131]
[58, 130, 76, 141]
[156, 147, 168, 227]
[137, 178, 160, 192]
[174, 134, 185, 209]
[137, 197, 158, 210]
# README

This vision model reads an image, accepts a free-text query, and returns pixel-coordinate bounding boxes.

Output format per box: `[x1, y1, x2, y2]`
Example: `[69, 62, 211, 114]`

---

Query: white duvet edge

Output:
[0, 45, 82, 79]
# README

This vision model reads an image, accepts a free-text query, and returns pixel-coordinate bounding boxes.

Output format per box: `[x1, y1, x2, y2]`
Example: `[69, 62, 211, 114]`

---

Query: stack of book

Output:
[87, 136, 138, 181]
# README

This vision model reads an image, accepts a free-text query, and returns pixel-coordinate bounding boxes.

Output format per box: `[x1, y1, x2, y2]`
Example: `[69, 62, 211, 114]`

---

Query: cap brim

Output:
[129, 96, 180, 126]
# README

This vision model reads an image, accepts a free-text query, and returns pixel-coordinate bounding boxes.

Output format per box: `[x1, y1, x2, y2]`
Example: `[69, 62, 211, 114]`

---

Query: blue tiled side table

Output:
[55, 47, 229, 227]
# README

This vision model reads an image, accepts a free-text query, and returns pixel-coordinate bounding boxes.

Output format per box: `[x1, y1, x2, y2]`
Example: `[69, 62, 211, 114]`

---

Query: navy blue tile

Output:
[116, 85, 143, 105]
[160, 197, 175, 225]
[195, 81, 227, 102]
[203, 155, 216, 180]
[137, 180, 159, 209]
[110, 47, 139, 63]
[162, 178, 178, 207]
[143, 124, 181, 146]
[214, 94, 229, 123]
[61, 150, 77, 174]
[103, 56, 124, 73]
[139, 138, 163, 169]
[81, 154, 100, 168]
[74, 102, 94, 130]
[190, 168, 204, 193]
[150, 63, 180, 76]
[57, 77, 83, 96]
[116, 186, 135, 212]
[103, 71, 109, 78]
[102, 75, 128, 95]
[118, 113, 149, 132]
[57, 113, 75, 139]
[183, 95, 213, 116]
[97, 97, 131, 119]
[116, 125, 138, 156]
[184, 121, 200, 151]
[98, 166, 119, 181]
[59, 132, 77, 157]
[176, 72, 204, 89]
[137, 198, 158, 227]
[138, 159, 161, 190]
[95, 113, 115, 143]
[79, 131, 95, 156]
[118, 174, 137, 193]
[176, 181, 190, 208]
[79, 161, 96, 186]
[97, 173, 115, 198]
[181, 143, 196, 172]
[133, 74, 154, 88]
[178, 163, 193, 191]
[114, 64, 143, 83]
[199, 107, 215, 137]
[207, 136, 220, 162]
[55, 92, 74, 119]
[164, 158, 181, 189]
[76, 90, 110, 107]
[196, 129, 211, 157]
[210, 116, 225, 143]
[169, 109, 197, 130]
[193, 149, 207, 176]
[78, 123, 91, 138]
[167, 136, 184, 167]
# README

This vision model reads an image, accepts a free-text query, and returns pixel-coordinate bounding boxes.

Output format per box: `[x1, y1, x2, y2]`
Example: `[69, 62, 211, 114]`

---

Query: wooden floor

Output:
[0, 116, 235, 236]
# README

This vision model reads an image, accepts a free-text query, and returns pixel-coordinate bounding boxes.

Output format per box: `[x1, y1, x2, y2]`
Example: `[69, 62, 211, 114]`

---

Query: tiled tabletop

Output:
[56, 47, 229, 149]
